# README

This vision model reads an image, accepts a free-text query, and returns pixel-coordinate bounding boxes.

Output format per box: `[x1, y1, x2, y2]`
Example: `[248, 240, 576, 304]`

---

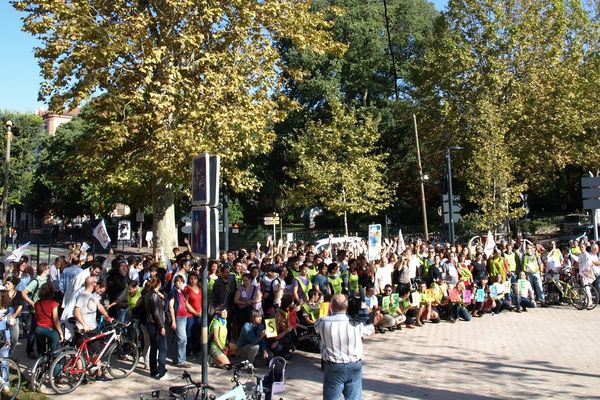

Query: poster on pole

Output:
[368, 224, 382, 261]
[191, 206, 210, 258]
[192, 153, 210, 206]
[118, 220, 131, 241]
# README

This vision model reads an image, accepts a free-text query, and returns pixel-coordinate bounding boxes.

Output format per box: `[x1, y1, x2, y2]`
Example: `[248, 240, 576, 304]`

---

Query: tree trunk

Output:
[152, 177, 177, 264]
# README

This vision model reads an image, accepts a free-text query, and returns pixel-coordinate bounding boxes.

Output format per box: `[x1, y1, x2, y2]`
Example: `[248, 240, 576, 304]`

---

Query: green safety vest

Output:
[523, 254, 540, 273]
[302, 302, 320, 321]
[349, 273, 359, 292]
[489, 257, 505, 280]
[503, 252, 517, 272]
[295, 276, 312, 299]
[328, 275, 343, 294]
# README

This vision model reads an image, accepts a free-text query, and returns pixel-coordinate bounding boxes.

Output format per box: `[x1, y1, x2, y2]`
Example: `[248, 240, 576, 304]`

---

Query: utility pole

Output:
[413, 115, 429, 241]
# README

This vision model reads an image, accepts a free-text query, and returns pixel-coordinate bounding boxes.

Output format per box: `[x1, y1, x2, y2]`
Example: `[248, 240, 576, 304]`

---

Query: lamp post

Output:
[446, 146, 462, 244]
[0, 120, 12, 255]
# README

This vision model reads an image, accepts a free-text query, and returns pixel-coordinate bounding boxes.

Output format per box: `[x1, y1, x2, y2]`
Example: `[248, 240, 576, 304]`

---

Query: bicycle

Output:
[49, 320, 139, 394]
[0, 355, 21, 400]
[543, 272, 588, 310]
[139, 361, 262, 400]
[30, 345, 72, 392]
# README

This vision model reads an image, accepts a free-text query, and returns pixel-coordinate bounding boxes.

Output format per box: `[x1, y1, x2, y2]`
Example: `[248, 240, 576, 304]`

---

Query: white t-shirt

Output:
[365, 295, 378, 310]
[74, 291, 100, 331]
[375, 264, 393, 291]
[578, 251, 597, 282]
[408, 256, 420, 279]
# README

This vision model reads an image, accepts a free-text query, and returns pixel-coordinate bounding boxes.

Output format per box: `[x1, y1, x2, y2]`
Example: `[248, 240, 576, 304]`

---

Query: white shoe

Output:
[157, 372, 177, 381]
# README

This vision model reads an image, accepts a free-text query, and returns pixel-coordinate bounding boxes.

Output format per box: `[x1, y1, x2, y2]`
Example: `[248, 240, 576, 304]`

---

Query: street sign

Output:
[191, 206, 210, 258]
[209, 155, 221, 207]
[582, 176, 600, 210]
[264, 215, 280, 225]
[443, 213, 461, 224]
[192, 153, 210, 206]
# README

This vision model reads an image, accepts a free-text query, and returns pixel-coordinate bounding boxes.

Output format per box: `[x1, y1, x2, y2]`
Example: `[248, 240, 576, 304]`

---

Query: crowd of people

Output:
[0, 232, 598, 391]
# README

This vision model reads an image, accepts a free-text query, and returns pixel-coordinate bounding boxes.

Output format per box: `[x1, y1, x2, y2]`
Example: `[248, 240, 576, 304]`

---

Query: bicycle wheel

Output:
[0, 358, 21, 400]
[568, 285, 588, 310]
[587, 285, 598, 310]
[30, 355, 47, 392]
[107, 339, 139, 379]
[49, 350, 86, 394]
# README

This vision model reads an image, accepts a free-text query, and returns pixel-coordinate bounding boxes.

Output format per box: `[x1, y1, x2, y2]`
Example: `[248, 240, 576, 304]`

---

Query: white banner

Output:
[93, 219, 111, 249]
[484, 230, 496, 257]
[6, 241, 31, 261]
[398, 229, 406, 254]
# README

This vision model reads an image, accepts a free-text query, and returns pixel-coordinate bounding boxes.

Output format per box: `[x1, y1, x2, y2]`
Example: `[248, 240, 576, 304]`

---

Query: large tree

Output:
[286, 98, 393, 235]
[14, 0, 338, 257]
[416, 0, 600, 230]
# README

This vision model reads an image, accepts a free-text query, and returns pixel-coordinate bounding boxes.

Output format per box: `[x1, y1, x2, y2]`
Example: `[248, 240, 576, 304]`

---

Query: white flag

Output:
[93, 219, 111, 249]
[6, 241, 31, 261]
[398, 229, 406, 254]
[80, 242, 90, 254]
[484, 230, 496, 257]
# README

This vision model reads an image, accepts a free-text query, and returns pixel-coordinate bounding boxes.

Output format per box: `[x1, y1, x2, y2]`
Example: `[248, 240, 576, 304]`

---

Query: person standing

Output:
[315, 294, 374, 400]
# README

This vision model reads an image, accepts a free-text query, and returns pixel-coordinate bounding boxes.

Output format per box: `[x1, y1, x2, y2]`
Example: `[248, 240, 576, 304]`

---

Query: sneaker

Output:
[157, 372, 177, 381]
[176, 363, 192, 369]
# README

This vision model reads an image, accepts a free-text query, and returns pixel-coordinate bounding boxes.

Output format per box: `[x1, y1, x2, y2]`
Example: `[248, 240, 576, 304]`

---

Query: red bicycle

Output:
[49, 320, 139, 394]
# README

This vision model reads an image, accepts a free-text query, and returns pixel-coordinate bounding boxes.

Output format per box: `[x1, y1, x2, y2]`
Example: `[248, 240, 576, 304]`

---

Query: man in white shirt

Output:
[315, 294, 373, 400]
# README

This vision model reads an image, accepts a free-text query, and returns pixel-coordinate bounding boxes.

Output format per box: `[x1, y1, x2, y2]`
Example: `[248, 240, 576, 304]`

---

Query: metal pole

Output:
[36, 238, 41, 270]
[446, 149, 455, 244]
[413, 115, 429, 242]
[594, 209, 599, 241]
[47, 229, 51, 265]
[223, 190, 229, 251]
[200, 257, 208, 399]
[0, 121, 12, 255]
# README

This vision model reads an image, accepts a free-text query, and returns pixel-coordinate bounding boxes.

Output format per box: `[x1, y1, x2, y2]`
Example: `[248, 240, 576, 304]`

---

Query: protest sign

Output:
[476, 288, 485, 302]
[265, 318, 278, 338]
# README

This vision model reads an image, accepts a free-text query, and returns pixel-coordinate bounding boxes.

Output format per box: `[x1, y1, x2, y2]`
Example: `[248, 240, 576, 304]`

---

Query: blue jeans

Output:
[146, 322, 167, 377]
[323, 361, 362, 400]
[0, 345, 8, 390]
[186, 316, 201, 355]
[35, 326, 59, 355]
[175, 316, 187, 365]
[526, 272, 545, 302]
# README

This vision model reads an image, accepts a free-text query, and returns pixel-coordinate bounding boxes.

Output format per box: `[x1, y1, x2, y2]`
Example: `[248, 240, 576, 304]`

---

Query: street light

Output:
[0, 120, 13, 255]
[446, 146, 462, 244]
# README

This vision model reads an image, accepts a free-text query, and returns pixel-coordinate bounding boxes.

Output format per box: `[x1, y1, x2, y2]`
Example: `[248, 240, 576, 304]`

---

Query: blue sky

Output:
[0, 0, 448, 113]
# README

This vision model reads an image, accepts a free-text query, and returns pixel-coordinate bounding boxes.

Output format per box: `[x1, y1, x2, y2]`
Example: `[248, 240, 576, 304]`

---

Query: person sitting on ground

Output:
[236, 310, 268, 365]
[515, 271, 536, 312]
[417, 282, 440, 324]
[208, 306, 236, 368]
[364, 285, 385, 333]
[379, 284, 406, 331]
[300, 289, 321, 327]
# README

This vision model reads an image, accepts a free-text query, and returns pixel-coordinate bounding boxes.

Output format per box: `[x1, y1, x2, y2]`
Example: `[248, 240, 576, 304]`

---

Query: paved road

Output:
[16, 304, 600, 399]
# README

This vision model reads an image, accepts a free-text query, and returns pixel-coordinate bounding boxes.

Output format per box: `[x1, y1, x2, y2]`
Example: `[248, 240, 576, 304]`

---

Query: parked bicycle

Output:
[139, 361, 262, 400]
[49, 320, 139, 394]
[30, 345, 72, 392]
[543, 271, 588, 310]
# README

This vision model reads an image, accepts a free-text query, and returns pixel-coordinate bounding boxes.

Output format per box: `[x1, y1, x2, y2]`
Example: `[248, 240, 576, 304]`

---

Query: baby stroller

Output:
[262, 356, 287, 400]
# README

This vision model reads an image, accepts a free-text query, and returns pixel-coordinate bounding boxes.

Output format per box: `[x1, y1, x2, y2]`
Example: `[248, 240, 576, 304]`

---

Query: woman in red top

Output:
[185, 272, 202, 357]
[34, 282, 63, 355]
